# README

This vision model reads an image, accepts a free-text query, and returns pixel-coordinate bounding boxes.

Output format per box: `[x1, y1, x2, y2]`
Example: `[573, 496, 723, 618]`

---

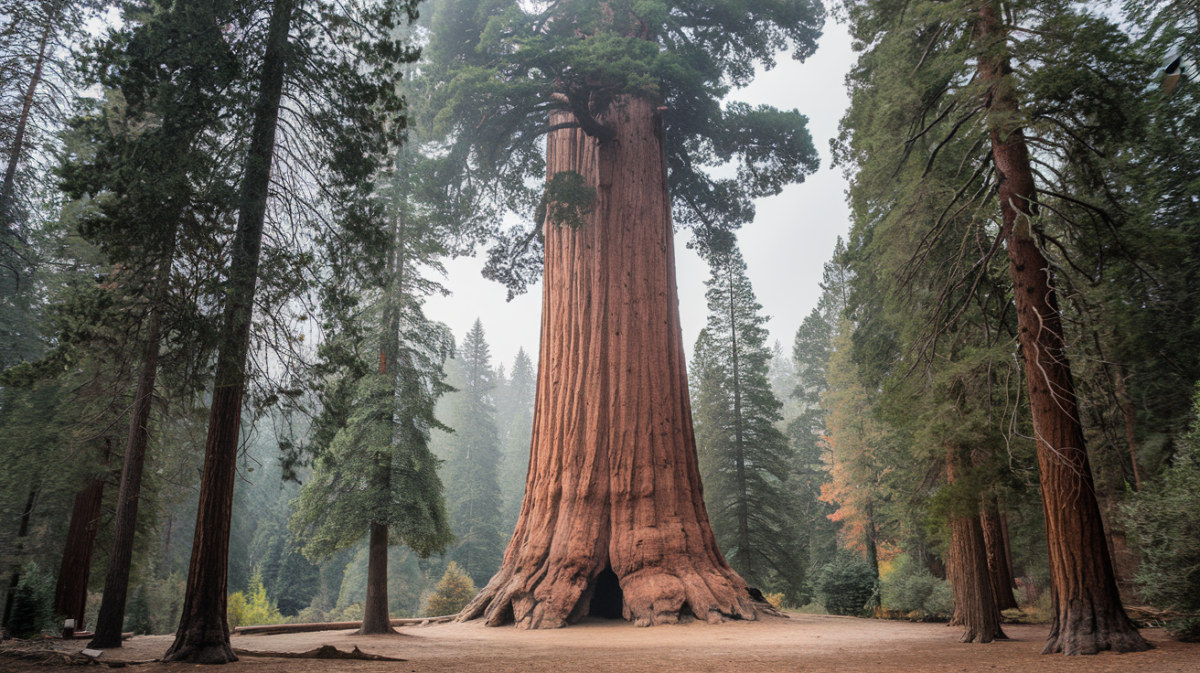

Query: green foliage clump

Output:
[125, 585, 152, 635]
[5, 563, 55, 638]
[880, 554, 952, 617]
[816, 552, 876, 616]
[226, 567, 285, 629]
[423, 562, 476, 617]
[1122, 384, 1200, 641]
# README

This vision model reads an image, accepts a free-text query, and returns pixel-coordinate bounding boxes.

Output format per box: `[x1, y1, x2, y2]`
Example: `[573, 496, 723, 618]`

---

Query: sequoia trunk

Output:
[459, 96, 763, 628]
[90, 243, 174, 649]
[164, 0, 292, 663]
[53, 440, 111, 630]
[945, 449, 1005, 643]
[975, 0, 1149, 655]
[980, 497, 1018, 611]
[359, 523, 394, 634]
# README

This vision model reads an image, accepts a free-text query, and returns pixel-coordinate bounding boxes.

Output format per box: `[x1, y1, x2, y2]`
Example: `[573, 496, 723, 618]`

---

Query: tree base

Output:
[460, 557, 765, 629]
[162, 640, 238, 665]
[1041, 608, 1152, 655]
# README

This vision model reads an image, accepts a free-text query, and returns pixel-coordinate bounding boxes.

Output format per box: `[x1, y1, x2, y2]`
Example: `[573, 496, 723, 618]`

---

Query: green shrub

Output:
[816, 552, 876, 616]
[226, 566, 285, 629]
[880, 554, 952, 617]
[423, 562, 476, 617]
[6, 562, 54, 638]
[1122, 384, 1200, 641]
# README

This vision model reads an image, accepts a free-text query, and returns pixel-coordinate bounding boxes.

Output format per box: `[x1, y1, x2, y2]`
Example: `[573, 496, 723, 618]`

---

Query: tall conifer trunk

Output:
[975, 0, 1148, 655]
[164, 0, 292, 662]
[459, 96, 762, 628]
[359, 523, 393, 634]
[89, 239, 175, 649]
[980, 497, 1018, 611]
[945, 448, 1005, 643]
[54, 440, 111, 630]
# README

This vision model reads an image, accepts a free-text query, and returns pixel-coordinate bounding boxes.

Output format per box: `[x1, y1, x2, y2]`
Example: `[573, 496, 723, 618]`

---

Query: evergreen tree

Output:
[691, 246, 803, 601]
[497, 348, 535, 536]
[443, 319, 505, 587]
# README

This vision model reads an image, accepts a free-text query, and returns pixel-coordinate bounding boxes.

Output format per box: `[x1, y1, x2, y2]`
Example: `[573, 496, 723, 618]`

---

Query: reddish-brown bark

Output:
[975, 0, 1149, 655]
[164, 0, 293, 663]
[980, 498, 1018, 611]
[53, 441, 111, 629]
[459, 96, 763, 629]
[945, 449, 1005, 643]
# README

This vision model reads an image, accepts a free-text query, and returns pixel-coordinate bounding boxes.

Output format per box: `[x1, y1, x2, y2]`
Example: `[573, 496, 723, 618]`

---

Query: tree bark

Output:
[459, 96, 762, 629]
[975, 0, 1149, 655]
[0, 3, 54, 230]
[945, 448, 1005, 643]
[980, 497, 1018, 611]
[358, 523, 394, 634]
[53, 440, 112, 630]
[163, 0, 292, 662]
[89, 240, 175, 649]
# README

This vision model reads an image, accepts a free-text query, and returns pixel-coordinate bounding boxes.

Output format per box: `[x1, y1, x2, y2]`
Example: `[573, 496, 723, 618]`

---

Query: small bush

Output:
[227, 566, 285, 629]
[423, 562, 476, 617]
[6, 563, 54, 638]
[816, 552, 876, 616]
[880, 554, 952, 617]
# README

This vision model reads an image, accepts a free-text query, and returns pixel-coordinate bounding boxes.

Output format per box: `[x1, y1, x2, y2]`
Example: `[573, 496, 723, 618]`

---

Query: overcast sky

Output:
[423, 23, 857, 375]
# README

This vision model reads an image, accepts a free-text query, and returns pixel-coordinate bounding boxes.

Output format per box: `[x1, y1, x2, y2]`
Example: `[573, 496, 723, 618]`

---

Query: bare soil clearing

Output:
[8, 613, 1197, 672]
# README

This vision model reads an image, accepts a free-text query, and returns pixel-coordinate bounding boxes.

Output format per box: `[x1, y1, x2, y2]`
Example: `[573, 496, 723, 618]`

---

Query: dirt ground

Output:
[4, 613, 1198, 672]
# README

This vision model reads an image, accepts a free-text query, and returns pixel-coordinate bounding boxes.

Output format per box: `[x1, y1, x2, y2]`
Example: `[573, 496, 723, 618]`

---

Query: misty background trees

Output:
[0, 0, 1198, 655]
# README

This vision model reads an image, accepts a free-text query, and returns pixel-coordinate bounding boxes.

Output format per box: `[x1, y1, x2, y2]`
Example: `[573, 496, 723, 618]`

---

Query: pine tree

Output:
[497, 348, 535, 536]
[691, 246, 803, 601]
[443, 320, 505, 587]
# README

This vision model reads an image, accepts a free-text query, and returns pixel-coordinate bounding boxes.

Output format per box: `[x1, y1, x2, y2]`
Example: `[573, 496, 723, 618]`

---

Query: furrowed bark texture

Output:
[459, 96, 761, 629]
[164, 0, 292, 663]
[975, 0, 1149, 655]
[54, 442, 110, 629]
[981, 498, 1018, 611]
[945, 450, 1005, 644]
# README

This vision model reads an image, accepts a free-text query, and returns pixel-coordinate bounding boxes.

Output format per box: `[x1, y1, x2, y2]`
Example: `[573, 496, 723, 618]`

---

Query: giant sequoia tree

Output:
[836, 0, 1150, 654]
[424, 0, 822, 627]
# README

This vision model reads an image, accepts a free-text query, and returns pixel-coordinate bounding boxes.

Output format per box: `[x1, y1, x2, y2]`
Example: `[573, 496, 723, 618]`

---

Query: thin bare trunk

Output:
[1114, 370, 1141, 491]
[975, 0, 1148, 654]
[459, 96, 762, 629]
[164, 0, 293, 662]
[0, 6, 53, 230]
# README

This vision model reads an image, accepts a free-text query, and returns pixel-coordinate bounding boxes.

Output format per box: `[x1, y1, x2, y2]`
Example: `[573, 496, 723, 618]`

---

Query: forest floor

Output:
[4, 612, 1198, 672]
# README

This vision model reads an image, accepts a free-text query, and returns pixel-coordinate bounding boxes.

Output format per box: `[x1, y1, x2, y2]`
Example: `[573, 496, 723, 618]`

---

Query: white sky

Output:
[423, 24, 856, 373]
